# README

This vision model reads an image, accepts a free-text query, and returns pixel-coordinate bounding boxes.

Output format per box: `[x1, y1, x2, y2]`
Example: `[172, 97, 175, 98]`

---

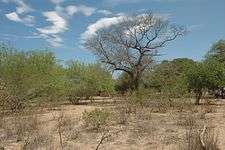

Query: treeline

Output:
[0, 43, 114, 112]
[117, 39, 225, 104]
[0, 39, 225, 111]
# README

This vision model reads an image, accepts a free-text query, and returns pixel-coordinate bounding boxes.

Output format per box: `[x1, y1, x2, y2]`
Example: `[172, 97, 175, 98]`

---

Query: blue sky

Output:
[0, 0, 225, 63]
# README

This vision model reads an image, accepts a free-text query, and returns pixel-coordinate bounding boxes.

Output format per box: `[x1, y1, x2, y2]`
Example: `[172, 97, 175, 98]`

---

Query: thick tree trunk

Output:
[195, 90, 202, 105]
[130, 73, 140, 91]
[221, 87, 224, 99]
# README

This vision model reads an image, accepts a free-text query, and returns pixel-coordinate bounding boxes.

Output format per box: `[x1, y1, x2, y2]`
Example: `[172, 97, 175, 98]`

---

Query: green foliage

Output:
[115, 72, 132, 93]
[0, 45, 64, 103]
[204, 59, 225, 90]
[186, 59, 225, 104]
[186, 62, 209, 92]
[206, 39, 225, 63]
[144, 58, 195, 97]
[82, 108, 110, 130]
[66, 61, 114, 100]
[187, 60, 225, 92]
[0, 44, 115, 108]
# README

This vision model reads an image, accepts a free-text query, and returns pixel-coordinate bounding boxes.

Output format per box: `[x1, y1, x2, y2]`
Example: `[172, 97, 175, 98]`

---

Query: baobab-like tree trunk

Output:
[84, 12, 185, 92]
[129, 68, 142, 90]
[195, 90, 202, 105]
[221, 87, 225, 99]
[130, 76, 140, 90]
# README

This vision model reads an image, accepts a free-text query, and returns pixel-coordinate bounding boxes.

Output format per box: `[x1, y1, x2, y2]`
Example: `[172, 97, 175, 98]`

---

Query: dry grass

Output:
[0, 97, 224, 149]
[183, 126, 219, 150]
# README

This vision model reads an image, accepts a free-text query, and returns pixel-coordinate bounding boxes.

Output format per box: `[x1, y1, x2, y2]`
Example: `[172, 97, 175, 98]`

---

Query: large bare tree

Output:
[84, 13, 186, 90]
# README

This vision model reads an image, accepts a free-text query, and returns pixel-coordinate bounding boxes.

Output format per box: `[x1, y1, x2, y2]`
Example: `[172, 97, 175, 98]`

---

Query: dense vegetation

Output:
[1, 39, 225, 110]
[0, 6, 224, 149]
[0, 44, 115, 111]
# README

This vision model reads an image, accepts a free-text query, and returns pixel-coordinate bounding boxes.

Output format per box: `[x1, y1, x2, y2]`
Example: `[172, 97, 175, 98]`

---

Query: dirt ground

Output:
[1, 98, 225, 150]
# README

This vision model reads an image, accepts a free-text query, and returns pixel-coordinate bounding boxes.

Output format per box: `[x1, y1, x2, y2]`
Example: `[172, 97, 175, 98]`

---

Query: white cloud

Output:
[56, 5, 96, 17]
[5, 12, 22, 22]
[5, 12, 35, 26]
[37, 34, 63, 47]
[15, 0, 33, 14]
[37, 11, 68, 35]
[3, 0, 35, 26]
[36, 11, 68, 47]
[35, 2, 95, 47]
[77, 5, 96, 16]
[187, 24, 203, 32]
[104, 0, 142, 5]
[65, 5, 78, 16]
[2, 0, 33, 14]
[97, 10, 112, 16]
[81, 13, 172, 42]
[104, 0, 183, 5]
[49, 0, 64, 4]
[0, 33, 41, 39]
[153, 0, 179, 2]
[81, 15, 125, 41]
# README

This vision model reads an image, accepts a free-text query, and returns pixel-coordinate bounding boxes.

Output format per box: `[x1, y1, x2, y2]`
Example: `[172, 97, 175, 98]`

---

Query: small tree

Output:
[66, 61, 114, 103]
[206, 39, 225, 63]
[186, 63, 209, 105]
[0, 44, 64, 110]
[84, 13, 186, 90]
[205, 39, 225, 98]
[186, 60, 225, 105]
[144, 58, 195, 96]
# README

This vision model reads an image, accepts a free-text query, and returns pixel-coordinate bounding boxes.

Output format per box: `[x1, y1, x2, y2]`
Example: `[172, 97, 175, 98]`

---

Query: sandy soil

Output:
[1, 99, 225, 150]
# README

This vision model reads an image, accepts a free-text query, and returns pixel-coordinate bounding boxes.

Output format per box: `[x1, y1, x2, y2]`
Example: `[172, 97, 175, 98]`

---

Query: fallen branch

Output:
[199, 125, 206, 150]
[95, 130, 122, 150]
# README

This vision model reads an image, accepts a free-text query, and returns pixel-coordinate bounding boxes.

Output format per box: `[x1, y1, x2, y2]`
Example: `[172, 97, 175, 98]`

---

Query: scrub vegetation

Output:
[1, 13, 225, 150]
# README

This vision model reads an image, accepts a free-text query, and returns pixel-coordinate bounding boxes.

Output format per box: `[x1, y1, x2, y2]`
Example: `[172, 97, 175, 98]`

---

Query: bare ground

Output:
[1, 98, 225, 150]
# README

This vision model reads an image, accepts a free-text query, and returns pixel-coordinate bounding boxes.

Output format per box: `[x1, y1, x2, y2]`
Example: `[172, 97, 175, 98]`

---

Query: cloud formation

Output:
[5, 12, 35, 26]
[97, 10, 113, 16]
[81, 15, 125, 41]
[37, 11, 68, 35]
[36, 1, 96, 47]
[36, 11, 68, 47]
[3, 0, 35, 26]
[64, 5, 96, 16]
[104, 0, 181, 5]
[81, 13, 172, 43]
[49, 0, 64, 4]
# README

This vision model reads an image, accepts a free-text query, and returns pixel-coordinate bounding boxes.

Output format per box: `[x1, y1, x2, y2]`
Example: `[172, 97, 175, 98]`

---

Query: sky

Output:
[0, 0, 225, 63]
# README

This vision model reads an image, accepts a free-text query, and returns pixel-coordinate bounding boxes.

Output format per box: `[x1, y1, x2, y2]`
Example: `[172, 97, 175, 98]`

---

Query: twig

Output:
[95, 130, 122, 150]
[199, 125, 206, 150]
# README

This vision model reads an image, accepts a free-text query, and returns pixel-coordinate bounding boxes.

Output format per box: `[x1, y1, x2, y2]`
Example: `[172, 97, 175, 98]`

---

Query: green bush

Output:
[82, 108, 110, 130]
[66, 61, 115, 104]
[0, 45, 65, 106]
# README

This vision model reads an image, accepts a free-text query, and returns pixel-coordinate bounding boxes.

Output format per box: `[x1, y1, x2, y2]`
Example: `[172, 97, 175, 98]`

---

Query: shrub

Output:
[0, 45, 65, 108]
[66, 62, 115, 104]
[184, 126, 219, 150]
[82, 108, 110, 130]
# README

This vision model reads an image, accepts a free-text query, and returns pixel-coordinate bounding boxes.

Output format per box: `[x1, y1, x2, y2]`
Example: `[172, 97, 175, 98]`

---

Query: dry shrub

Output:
[111, 105, 130, 125]
[184, 126, 219, 150]
[22, 131, 54, 150]
[130, 121, 156, 139]
[177, 113, 197, 127]
[0, 81, 27, 114]
[59, 115, 80, 141]
[1, 114, 39, 142]
[67, 96, 80, 105]
[64, 128, 79, 141]
[0, 89, 25, 113]
[82, 108, 110, 130]
[204, 105, 217, 113]
[136, 107, 153, 120]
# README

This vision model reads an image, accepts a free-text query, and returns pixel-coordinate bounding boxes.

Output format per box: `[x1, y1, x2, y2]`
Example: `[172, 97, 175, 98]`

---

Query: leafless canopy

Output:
[84, 12, 186, 89]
